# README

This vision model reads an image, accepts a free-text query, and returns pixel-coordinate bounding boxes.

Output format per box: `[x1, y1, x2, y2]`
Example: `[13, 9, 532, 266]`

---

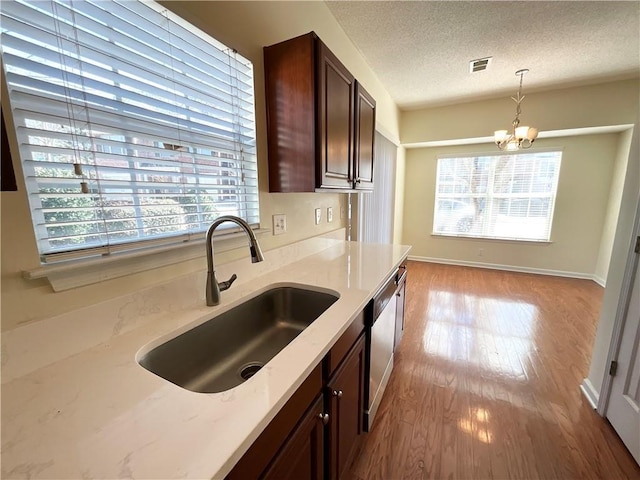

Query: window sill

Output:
[430, 233, 553, 245]
[23, 228, 271, 292]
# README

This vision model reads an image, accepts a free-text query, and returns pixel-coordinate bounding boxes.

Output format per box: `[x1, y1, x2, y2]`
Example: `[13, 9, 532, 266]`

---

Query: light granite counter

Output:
[1, 233, 410, 479]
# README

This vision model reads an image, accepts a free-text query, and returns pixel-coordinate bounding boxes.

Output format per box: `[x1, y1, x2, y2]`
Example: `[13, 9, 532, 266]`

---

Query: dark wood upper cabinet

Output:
[354, 83, 375, 190]
[264, 32, 375, 193]
[317, 41, 354, 190]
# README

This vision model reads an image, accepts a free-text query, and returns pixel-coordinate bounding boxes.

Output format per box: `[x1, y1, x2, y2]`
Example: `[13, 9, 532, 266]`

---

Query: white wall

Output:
[594, 131, 633, 285]
[401, 79, 639, 145]
[403, 134, 619, 277]
[588, 125, 640, 403]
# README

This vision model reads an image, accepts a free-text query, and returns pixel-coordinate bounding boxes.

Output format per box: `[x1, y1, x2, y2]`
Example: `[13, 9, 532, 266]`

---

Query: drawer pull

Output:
[318, 413, 330, 425]
[332, 389, 343, 398]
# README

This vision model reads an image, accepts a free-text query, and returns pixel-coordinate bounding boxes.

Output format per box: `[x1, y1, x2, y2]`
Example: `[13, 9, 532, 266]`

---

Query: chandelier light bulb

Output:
[515, 126, 530, 139]
[494, 130, 509, 142]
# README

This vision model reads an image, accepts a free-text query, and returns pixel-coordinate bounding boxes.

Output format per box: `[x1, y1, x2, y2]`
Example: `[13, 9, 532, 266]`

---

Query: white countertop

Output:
[1, 238, 411, 479]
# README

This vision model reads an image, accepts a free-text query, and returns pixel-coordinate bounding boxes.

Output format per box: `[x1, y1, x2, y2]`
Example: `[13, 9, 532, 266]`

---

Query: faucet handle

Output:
[218, 273, 238, 292]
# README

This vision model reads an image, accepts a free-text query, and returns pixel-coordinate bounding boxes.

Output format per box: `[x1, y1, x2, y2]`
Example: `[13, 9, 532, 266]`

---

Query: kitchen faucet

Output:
[205, 215, 264, 306]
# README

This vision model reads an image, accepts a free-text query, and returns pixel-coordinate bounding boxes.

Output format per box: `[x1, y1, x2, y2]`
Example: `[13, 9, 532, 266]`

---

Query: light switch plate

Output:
[272, 214, 286, 235]
[315, 208, 322, 225]
[327, 207, 333, 223]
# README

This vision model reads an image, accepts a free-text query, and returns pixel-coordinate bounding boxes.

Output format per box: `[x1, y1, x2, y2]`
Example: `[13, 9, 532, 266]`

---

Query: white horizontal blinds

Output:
[1, 0, 258, 260]
[433, 151, 561, 241]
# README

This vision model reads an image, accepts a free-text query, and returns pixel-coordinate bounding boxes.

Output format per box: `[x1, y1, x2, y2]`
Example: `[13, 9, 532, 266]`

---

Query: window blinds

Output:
[1, 0, 258, 261]
[433, 151, 562, 242]
[358, 131, 396, 244]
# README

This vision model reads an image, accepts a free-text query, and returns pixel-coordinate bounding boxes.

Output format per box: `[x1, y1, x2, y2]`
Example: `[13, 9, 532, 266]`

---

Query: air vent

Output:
[469, 57, 492, 73]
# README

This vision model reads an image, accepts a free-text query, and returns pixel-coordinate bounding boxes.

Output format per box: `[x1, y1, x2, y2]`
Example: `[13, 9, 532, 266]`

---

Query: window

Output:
[433, 151, 562, 242]
[1, 0, 258, 262]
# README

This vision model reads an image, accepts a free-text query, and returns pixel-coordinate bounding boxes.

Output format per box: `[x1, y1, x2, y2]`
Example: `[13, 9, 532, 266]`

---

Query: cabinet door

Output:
[263, 395, 325, 480]
[354, 83, 375, 190]
[317, 41, 354, 189]
[327, 335, 365, 479]
[264, 33, 317, 193]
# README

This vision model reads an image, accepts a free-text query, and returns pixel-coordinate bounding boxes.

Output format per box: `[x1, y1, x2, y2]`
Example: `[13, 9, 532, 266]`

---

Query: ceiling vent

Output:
[469, 57, 492, 73]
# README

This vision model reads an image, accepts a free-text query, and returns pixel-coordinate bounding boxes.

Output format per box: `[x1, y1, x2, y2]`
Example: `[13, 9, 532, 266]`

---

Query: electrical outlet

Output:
[272, 214, 286, 235]
[315, 208, 322, 225]
[340, 206, 345, 219]
[478, 248, 484, 257]
[327, 207, 333, 223]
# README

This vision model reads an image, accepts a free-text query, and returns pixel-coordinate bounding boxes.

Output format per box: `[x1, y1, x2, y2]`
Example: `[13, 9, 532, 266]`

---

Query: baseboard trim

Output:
[593, 275, 607, 288]
[580, 378, 600, 410]
[407, 255, 597, 281]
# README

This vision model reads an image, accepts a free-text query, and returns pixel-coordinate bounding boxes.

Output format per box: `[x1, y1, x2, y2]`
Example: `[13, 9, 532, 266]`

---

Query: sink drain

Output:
[239, 362, 263, 380]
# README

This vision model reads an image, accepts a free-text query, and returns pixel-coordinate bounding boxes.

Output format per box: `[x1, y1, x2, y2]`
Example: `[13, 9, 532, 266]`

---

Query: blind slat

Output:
[16, 115, 257, 157]
[11, 94, 255, 150]
[2, 1, 255, 98]
[7, 74, 256, 142]
[3, 51, 255, 123]
[1, 32, 255, 113]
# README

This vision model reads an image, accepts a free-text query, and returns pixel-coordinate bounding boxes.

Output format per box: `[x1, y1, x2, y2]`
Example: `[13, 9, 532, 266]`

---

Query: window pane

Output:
[1, 0, 259, 260]
[433, 151, 562, 242]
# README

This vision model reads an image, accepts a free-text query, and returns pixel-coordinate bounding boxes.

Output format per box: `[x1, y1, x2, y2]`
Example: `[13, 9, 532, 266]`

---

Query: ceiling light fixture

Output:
[494, 69, 538, 151]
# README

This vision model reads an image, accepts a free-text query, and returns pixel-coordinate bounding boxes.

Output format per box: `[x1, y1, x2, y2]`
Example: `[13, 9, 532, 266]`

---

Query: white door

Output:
[606, 245, 640, 464]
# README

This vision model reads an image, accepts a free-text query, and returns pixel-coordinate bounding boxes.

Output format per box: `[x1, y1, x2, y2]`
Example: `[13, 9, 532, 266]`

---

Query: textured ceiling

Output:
[326, 1, 640, 109]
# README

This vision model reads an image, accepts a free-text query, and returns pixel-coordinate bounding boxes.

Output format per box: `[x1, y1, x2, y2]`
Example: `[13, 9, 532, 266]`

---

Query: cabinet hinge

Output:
[635, 236, 640, 254]
[609, 360, 618, 376]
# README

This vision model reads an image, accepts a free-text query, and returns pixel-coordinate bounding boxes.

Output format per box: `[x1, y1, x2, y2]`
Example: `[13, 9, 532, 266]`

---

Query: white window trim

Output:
[430, 233, 553, 245]
[23, 227, 270, 292]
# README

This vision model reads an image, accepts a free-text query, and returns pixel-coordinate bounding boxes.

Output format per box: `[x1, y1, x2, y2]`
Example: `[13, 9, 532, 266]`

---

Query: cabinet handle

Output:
[318, 413, 330, 425]
[396, 292, 401, 297]
[332, 389, 343, 398]
[355, 178, 361, 183]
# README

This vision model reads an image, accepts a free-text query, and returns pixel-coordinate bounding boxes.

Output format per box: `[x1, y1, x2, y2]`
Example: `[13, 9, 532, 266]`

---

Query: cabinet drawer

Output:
[326, 310, 365, 378]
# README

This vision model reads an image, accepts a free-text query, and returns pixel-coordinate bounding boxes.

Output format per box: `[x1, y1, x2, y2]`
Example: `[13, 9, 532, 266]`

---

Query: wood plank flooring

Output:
[347, 261, 640, 479]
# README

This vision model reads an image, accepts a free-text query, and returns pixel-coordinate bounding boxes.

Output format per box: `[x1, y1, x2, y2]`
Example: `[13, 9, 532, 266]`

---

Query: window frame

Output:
[432, 149, 563, 243]
[1, 0, 260, 264]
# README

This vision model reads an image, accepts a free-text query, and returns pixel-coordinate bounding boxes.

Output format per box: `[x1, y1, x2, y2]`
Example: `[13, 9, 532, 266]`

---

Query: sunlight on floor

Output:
[423, 290, 537, 380]
[457, 407, 494, 444]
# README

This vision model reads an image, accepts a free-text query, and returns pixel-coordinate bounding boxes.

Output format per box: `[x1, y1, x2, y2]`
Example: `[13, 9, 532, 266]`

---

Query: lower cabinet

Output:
[227, 313, 365, 480]
[326, 335, 365, 479]
[263, 395, 325, 480]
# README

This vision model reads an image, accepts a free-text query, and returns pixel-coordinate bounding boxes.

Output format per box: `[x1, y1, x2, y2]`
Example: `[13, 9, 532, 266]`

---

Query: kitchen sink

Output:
[137, 286, 339, 393]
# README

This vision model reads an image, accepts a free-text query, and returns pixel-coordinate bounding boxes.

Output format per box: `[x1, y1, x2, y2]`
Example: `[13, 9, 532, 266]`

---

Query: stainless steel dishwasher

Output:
[364, 268, 399, 431]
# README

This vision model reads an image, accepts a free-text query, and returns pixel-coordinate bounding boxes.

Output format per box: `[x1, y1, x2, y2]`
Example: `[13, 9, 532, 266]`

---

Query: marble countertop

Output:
[1, 238, 411, 479]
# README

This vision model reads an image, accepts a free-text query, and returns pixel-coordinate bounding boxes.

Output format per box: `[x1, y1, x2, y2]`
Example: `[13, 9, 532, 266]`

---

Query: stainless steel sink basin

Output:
[137, 286, 339, 393]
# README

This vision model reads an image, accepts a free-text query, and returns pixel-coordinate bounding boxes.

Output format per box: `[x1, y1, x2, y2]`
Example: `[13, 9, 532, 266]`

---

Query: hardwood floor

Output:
[347, 261, 640, 479]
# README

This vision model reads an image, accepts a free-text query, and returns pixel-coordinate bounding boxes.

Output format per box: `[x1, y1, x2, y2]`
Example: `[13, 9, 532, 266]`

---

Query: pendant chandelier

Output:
[494, 69, 538, 151]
